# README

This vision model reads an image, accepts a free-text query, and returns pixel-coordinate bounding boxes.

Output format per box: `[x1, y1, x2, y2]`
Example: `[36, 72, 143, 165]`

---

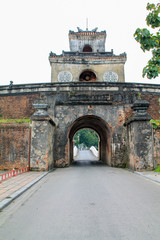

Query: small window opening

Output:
[83, 45, 92, 52]
[79, 70, 96, 82]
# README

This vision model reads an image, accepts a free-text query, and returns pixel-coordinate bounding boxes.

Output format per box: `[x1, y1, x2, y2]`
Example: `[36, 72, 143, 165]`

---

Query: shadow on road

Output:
[73, 150, 105, 167]
[72, 160, 105, 167]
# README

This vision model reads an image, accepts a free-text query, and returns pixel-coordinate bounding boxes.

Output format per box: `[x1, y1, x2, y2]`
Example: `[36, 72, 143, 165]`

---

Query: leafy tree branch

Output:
[134, 3, 160, 79]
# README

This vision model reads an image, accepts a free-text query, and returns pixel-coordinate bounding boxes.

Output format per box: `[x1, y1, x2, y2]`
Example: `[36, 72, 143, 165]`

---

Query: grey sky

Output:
[0, 0, 159, 85]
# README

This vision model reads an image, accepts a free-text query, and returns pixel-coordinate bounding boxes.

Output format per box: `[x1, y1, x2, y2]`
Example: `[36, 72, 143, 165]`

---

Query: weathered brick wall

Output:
[153, 129, 160, 166]
[0, 123, 30, 170]
[0, 83, 160, 170]
[142, 94, 160, 120]
[0, 93, 40, 119]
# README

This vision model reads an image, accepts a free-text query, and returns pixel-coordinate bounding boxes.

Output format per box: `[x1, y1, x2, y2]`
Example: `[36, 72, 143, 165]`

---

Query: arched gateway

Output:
[29, 84, 154, 171]
[68, 115, 111, 165]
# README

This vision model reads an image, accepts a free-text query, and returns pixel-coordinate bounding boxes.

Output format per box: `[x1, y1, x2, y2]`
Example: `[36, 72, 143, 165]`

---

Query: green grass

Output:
[0, 118, 31, 124]
[155, 165, 160, 173]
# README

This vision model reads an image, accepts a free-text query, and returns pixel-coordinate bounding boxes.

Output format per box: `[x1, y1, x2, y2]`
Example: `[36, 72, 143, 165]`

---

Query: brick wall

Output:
[0, 92, 159, 120]
[0, 93, 40, 119]
[142, 94, 160, 120]
[0, 87, 160, 171]
[0, 123, 30, 170]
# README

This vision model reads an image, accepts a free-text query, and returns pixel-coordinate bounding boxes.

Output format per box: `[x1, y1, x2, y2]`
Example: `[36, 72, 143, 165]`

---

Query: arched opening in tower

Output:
[79, 70, 97, 82]
[83, 45, 92, 52]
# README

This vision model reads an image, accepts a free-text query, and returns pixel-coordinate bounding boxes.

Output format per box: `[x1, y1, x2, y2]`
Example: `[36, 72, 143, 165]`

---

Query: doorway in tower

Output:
[73, 128, 99, 163]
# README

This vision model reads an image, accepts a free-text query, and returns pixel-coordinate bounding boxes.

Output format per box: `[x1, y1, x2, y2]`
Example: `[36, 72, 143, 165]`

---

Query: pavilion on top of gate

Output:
[49, 27, 127, 83]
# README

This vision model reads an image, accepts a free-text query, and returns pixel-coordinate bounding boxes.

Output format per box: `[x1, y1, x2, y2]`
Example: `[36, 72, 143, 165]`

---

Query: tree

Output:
[74, 128, 99, 149]
[134, 2, 160, 79]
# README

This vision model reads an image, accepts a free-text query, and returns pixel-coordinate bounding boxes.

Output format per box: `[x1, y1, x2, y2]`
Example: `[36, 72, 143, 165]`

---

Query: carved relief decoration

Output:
[103, 71, 118, 82]
[58, 71, 72, 82]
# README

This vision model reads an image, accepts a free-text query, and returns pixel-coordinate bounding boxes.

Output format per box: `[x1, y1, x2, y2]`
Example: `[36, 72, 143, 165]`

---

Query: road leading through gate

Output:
[74, 149, 99, 161]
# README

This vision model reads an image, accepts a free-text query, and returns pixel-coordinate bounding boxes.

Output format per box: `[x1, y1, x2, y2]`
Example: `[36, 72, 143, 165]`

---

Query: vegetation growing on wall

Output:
[74, 128, 99, 149]
[0, 118, 31, 124]
[155, 165, 160, 172]
[150, 98, 160, 128]
[150, 119, 160, 129]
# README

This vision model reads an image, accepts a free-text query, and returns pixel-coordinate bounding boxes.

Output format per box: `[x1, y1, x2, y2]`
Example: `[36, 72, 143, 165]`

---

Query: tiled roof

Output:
[69, 30, 106, 36]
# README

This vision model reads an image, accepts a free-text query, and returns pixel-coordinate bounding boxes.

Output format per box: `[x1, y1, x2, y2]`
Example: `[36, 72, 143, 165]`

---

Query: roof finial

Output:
[86, 18, 88, 31]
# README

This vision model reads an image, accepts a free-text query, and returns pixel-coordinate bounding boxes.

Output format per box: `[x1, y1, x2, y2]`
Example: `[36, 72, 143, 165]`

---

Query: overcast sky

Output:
[0, 0, 159, 86]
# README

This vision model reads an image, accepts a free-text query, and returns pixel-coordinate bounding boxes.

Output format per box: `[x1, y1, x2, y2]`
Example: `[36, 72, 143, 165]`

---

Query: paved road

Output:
[0, 160, 160, 239]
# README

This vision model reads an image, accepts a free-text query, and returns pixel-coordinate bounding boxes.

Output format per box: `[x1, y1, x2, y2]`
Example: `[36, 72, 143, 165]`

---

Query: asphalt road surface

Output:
[0, 152, 160, 239]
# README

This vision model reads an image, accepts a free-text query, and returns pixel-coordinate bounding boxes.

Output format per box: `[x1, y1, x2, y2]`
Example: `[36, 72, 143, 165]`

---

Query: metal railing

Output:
[0, 167, 29, 183]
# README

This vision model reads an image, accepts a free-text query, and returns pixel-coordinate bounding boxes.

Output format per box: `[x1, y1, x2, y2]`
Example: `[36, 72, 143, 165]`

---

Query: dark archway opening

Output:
[83, 45, 92, 52]
[68, 115, 111, 166]
[79, 70, 97, 82]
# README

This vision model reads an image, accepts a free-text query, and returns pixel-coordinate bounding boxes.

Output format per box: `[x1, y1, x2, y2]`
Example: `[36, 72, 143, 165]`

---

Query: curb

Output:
[0, 172, 49, 210]
[135, 172, 160, 184]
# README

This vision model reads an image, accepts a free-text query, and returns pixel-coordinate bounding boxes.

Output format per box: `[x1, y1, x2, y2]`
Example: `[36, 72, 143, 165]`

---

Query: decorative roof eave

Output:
[69, 29, 106, 36]
[49, 51, 126, 58]
[49, 56, 127, 65]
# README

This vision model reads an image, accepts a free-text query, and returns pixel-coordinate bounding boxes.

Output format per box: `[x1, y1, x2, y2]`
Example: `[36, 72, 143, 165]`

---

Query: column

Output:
[30, 101, 55, 171]
[127, 99, 153, 171]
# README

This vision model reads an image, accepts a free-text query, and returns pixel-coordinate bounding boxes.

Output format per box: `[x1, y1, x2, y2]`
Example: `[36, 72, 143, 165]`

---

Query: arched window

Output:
[79, 70, 97, 82]
[83, 45, 92, 52]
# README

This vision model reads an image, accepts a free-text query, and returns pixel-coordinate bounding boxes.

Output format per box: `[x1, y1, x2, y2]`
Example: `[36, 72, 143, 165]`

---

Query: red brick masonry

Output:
[0, 123, 30, 170]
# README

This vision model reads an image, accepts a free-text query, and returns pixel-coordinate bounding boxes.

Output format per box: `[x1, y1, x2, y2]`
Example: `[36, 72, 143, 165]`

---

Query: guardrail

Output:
[0, 167, 29, 183]
[90, 146, 99, 158]
[74, 146, 79, 157]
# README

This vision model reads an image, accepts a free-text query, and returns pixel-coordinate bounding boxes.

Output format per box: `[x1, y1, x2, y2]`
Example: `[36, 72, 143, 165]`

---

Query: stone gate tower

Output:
[0, 25, 159, 172]
[28, 27, 154, 171]
[49, 27, 126, 83]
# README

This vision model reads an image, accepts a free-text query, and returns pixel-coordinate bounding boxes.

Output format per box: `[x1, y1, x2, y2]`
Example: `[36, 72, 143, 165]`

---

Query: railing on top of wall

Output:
[0, 167, 29, 183]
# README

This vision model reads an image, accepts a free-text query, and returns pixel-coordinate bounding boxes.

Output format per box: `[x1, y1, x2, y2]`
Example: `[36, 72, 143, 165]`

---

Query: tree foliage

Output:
[74, 128, 99, 149]
[134, 2, 160, 79]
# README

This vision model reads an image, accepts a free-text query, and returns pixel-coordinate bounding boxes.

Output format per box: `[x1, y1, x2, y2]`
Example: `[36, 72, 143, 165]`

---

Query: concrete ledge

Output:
[135, 171, 160, 184]
[0, 82, 160, 96]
